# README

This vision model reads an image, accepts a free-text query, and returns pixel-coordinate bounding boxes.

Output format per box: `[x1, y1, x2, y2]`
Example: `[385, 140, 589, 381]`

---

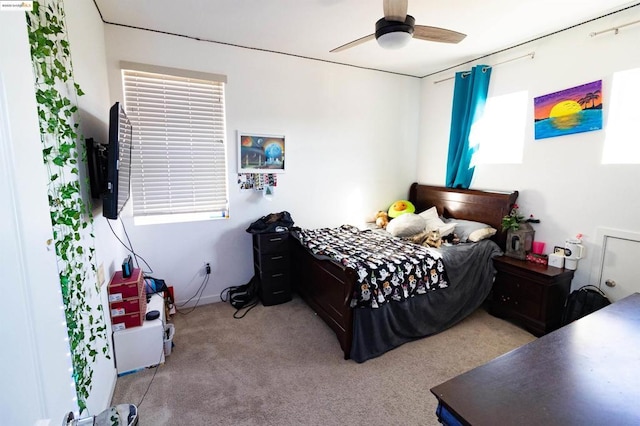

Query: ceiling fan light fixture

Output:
[375, 15, 415, 49]
[377, 31, 412, 49]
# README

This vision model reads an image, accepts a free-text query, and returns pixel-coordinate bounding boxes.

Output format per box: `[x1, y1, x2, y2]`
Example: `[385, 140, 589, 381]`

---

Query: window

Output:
[603, 68, 640, 164]
[121, 62, 228, 225]
[471, 91, 528, 165]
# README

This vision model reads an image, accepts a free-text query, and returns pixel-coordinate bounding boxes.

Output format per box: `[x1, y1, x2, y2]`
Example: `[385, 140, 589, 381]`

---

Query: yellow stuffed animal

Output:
[375, 211, 390, 229]
[388, 200, 416, 218]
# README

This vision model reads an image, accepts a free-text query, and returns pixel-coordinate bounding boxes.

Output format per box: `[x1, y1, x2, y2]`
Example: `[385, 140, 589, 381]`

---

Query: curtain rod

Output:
[590, 18, 640, 37]
[433, 52, 535, 84]
[422, 3, 640, 79]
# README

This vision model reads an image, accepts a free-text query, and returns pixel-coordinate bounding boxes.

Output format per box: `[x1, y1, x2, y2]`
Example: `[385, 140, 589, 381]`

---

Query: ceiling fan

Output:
[331, 0, 466, 53]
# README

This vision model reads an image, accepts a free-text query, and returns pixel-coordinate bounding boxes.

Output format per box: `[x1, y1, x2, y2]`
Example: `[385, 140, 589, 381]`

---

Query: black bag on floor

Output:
[561, 285, 611, 326]
[228, 276, 259, 309]
[221, 276, 260, 318]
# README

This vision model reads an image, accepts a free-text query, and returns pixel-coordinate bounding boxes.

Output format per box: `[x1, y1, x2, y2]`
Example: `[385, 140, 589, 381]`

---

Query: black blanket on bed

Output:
[350, 239, 503, 362]
[295, 225, 449, 308]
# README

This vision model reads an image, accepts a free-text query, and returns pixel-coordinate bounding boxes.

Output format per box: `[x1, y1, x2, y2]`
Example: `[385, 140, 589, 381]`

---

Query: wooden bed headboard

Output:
[408, 183, 519, 250]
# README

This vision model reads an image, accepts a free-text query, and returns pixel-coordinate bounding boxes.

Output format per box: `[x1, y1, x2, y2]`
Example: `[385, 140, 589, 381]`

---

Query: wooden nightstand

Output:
[252, 232, 292, 306]
[490, 255, 574, 336]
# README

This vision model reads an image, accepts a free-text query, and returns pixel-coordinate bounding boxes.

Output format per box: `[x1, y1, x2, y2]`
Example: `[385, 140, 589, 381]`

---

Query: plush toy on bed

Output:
[375, 211, 390, 229]
[387, 200, 415, 218]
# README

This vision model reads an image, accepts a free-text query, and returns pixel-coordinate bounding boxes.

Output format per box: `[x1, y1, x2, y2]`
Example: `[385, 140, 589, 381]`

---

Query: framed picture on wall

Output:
[237, 131, 286, 173]
[534, 80, 603, 140]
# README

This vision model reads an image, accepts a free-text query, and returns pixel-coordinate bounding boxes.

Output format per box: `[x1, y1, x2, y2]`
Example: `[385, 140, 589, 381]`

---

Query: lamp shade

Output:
[377, 31, 412, 49]
[375, 15, 415, 50]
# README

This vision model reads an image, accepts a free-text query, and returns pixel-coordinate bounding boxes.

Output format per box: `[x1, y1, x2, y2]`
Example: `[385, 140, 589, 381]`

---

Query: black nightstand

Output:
[252, 232, 292, 306]
[490, 255, 574, 336]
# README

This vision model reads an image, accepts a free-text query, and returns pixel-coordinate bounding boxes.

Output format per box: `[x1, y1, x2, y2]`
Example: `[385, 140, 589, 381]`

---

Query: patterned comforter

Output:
[295, 225, 449, 308]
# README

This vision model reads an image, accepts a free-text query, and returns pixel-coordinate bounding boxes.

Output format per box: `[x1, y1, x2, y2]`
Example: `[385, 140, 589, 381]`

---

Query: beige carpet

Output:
[111, 295, 535, 426]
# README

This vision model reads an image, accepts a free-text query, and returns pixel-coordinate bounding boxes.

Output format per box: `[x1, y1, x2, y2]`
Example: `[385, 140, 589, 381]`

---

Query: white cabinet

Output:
[112, 294, 166, 375]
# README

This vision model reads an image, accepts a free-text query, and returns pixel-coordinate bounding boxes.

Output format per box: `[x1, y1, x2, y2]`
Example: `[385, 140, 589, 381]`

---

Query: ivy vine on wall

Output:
[26, 0, 110, 412]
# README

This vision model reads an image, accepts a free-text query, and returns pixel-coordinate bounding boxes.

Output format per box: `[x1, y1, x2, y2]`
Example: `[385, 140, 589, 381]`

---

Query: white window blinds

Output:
[121, 64, 228, 223]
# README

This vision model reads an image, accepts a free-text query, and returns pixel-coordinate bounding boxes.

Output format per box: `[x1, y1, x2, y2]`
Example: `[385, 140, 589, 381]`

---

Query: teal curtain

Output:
[446, 65, 492, 189]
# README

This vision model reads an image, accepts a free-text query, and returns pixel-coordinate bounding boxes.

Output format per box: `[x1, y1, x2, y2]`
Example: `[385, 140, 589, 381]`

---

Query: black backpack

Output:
[561, 285, 611, 326]
[222, 275, 260, 318]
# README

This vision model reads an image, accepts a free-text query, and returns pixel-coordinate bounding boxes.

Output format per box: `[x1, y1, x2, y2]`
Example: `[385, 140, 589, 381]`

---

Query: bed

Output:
[291, 183, 519, 362]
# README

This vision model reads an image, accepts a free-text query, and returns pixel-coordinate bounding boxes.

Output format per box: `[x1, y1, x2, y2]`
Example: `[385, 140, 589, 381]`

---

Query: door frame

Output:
[590, 226, 640, 298]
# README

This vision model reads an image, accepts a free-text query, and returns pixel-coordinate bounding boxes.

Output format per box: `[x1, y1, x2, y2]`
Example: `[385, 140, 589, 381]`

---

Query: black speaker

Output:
[145, 310, 160, 321]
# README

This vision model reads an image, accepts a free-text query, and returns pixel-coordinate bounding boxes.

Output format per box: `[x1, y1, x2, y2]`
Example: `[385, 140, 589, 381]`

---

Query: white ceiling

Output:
[93, 0, 640, 78]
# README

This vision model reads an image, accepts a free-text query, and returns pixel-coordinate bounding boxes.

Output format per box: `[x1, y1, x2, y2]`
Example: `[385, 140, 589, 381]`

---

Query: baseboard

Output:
[175, 293, 221, 308]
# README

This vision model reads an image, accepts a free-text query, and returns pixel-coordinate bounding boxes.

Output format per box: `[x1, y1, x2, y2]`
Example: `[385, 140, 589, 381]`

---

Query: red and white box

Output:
[108, 268, 143, 303]
[108, 268, 146, 330]
[111, 311, 144, 331]
[110, 296, 147, 318]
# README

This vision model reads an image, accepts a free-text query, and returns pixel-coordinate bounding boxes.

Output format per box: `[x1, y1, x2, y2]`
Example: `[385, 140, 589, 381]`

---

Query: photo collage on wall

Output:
[237, 173, 277, 191]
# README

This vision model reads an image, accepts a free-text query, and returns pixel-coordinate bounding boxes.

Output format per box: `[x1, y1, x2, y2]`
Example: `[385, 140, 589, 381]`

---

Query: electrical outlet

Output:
[97, 263, 105, 287]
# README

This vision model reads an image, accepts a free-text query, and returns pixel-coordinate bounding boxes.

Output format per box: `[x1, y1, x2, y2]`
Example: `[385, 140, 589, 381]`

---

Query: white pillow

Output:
[418, 207, 456, 236]
[468, 227, 497, 242]
[386, 213, 426, 238]
[444, 218, 497, 242]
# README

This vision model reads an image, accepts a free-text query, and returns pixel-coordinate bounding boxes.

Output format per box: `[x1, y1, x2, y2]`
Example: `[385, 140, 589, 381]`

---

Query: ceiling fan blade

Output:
[383, 0, 407, 22]
[330, 33, 376, 53]
[413, 25, 466, 44]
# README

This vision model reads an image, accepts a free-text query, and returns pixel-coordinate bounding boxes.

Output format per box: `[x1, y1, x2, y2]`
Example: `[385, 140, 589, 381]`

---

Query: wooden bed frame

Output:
[291, 183, 518, 360]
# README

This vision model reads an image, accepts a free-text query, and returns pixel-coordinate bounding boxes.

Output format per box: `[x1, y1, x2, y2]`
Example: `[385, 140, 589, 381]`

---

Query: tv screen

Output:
[103, 102, 133, 219]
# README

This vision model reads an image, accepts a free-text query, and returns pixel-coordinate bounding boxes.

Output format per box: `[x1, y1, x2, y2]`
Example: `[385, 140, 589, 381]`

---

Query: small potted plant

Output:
[501, 204, 526, 231]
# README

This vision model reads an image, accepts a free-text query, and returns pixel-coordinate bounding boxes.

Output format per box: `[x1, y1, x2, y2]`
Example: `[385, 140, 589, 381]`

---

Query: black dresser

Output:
[252, 231, 292, 306]
[490, 255, 574, 336]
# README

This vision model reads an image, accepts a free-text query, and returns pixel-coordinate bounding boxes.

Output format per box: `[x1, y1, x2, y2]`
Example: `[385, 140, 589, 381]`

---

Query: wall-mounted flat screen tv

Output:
[103, 102, 133, 220]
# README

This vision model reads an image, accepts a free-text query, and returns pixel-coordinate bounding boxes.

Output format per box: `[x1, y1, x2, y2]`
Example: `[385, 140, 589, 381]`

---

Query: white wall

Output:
[103, 25, 421, 306]
[0, 11, 77, 425]
[66, 0, 122, 414]
[418, 6, 640, 289]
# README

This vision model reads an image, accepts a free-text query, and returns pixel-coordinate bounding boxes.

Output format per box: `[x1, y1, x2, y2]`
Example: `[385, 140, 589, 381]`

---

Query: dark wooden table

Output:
[431, 293, 640, 425]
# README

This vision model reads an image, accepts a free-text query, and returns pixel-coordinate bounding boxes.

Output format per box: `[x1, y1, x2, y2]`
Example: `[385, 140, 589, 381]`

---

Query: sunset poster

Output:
[534, 80, 603, 140]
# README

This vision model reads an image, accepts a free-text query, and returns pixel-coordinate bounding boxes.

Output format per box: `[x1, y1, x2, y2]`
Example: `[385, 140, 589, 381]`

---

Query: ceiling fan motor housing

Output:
[375, 14, 415, 40]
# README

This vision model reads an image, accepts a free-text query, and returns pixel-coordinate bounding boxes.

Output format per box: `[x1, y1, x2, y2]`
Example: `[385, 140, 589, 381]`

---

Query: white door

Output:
[0, 71, 47, 426]
[592, 228, 640, 302]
